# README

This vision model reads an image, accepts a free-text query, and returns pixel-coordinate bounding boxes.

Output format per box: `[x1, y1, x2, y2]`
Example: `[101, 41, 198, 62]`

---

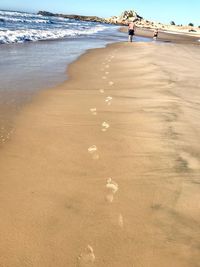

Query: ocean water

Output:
[0, 10, 150, 144]
[0, 10, 130, 92]
[0, 10, 112, 44]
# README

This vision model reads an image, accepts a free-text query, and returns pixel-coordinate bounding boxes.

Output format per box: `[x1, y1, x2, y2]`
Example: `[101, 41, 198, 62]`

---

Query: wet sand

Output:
[0, 41, 200, 266]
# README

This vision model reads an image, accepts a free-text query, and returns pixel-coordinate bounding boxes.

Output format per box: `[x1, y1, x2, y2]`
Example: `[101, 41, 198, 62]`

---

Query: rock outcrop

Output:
[105, 10, 143, 25]
[38, 11, 106, 23]
[37, 10, 200, 33]
[37, 10, 143, 25]
[38, 11, 55, 17]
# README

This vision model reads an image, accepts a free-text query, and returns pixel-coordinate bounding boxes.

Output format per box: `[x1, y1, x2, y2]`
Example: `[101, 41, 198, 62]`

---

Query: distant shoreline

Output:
[120, 26, 200, 44]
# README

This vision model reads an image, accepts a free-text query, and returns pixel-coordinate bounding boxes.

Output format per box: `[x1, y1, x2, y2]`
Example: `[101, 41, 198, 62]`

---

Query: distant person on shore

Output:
[153, 28, 159, 40]
[128, 21, 135, 42]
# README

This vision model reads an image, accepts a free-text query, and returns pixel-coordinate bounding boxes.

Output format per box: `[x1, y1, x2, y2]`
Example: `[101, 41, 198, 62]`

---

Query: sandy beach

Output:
[121, 26, 200, 44]
[0, 41, 200, 266]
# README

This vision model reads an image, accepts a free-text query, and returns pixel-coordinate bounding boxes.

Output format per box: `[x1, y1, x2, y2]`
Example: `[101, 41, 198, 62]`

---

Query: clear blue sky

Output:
[0, 0, 199, 26]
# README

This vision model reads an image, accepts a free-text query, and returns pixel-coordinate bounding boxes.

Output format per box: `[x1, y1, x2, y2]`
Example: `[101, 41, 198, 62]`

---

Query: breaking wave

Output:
[0, 10, 110, 44]
[0, 26, 107, 44]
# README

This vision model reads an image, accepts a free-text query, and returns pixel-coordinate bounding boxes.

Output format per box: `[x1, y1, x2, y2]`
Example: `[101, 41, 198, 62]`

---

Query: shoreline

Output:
[1, 24, 198, 148]
[0, 29, 196, 147]
[0, 41, 200, 266]
[0, 31, 152, 146]
[0, 34, 126, 146]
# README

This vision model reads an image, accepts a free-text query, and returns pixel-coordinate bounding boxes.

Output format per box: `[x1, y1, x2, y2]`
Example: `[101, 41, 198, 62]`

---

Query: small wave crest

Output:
[0, 10, 43, 18]
[0, 16, 51, 24]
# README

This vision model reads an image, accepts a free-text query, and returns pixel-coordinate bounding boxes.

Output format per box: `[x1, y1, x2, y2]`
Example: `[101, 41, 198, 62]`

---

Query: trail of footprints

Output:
[79, 51, 122, 266]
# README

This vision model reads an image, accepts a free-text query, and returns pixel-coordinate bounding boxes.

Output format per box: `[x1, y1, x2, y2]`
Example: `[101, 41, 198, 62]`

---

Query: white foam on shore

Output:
[0, 26, 107, 44]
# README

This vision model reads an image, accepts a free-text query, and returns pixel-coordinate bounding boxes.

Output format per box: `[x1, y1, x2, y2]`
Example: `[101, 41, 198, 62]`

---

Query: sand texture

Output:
[0, 42, 200, 266]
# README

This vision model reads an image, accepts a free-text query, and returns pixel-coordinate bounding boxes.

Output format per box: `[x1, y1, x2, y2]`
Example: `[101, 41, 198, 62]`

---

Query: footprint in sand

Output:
[99, 89, 104, 94]
[102, 76, 107, 80]
[106, 178, 118, 203]
[109, 81, 114, 86]
[100, 68, 104, 71]
[101, 121, 110, 132]
[180, 152, 200, 170]
[105, 72, 109, 75]
[88, 145, 99, 160]
[77, 245, 95, 266]
[105, 65, 109, 69]
[118, 213, 124, 228]
[105, 96, 113, 105]
[90, 108, 97, 115]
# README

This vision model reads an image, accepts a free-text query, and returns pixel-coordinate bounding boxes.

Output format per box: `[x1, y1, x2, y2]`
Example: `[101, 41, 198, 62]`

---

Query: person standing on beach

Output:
[153, 28, 159, 40]
[128, 21, 135, 42]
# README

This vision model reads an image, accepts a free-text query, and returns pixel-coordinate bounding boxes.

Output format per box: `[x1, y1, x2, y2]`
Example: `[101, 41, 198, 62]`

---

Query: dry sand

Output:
[0, 41, 200, 267]
[121, 26, 200, 44]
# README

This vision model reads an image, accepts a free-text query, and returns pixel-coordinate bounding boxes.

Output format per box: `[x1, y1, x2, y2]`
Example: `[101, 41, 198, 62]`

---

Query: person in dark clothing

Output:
[153, 28, 159, 40]
[128, 21, 135, 42]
